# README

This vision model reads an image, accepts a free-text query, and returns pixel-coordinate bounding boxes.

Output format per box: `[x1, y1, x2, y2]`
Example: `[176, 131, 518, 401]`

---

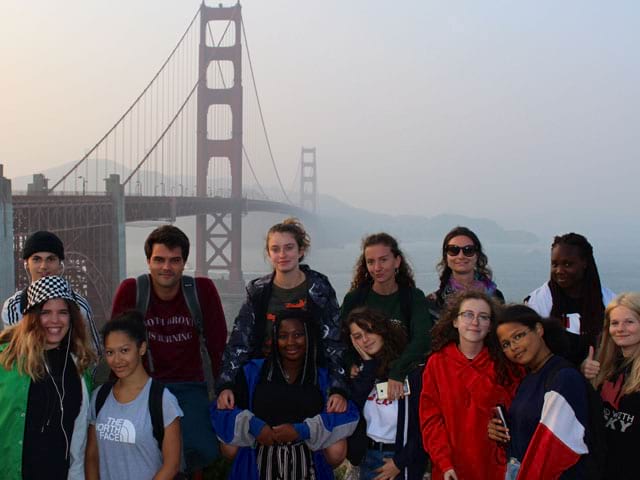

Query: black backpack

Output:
[544, 359, 607, 480]
[95, 380, 166, 450]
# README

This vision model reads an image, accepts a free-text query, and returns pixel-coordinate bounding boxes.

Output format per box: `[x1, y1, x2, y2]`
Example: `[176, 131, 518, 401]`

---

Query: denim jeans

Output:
[359, 448, 395, 480]
[166, 382, 219, 472]
[505, 457, 521, 480]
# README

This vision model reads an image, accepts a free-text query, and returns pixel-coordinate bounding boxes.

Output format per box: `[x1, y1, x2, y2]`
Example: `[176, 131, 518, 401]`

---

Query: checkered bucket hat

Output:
[25, 276, 76, 313]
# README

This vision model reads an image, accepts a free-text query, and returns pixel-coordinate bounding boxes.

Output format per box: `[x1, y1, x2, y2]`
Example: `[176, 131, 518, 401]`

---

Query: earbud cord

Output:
[43, 326, 71, 460]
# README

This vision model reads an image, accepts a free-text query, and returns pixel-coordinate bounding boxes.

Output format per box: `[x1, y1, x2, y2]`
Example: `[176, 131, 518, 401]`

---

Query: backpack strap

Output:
[181, 276, 215, 399]
[95, 381, 115, 416]
[181, 275, 203, 335]
[135, 274, 151, 315]
[135, 274, 155, 373]
[149, 379, 165, 451]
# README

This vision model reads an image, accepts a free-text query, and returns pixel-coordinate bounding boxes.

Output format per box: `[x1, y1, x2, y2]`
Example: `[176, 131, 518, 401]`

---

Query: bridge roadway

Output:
[124, 195, 309, 222]
[11, 193, 308, 225]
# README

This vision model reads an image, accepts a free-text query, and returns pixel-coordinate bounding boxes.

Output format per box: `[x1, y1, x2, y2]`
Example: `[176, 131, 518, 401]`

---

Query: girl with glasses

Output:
[488, 305, 592, 479]
[341, 233, 432, 403]
[525, 232, 615, 367]
[590, 293, 640, 480]
[427, 226, 504, 323]
[420, 291, 520, 480]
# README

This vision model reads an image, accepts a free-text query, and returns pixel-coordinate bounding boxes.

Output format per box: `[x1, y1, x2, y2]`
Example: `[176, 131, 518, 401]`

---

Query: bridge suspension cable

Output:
[49, 6, 201, 193]
[123, 82, 198, 186]
[241, 17, 293, 205]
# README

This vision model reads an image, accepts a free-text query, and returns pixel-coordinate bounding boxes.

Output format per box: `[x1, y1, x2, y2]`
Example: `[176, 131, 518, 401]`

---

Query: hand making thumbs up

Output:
[580, 345, 600, 380]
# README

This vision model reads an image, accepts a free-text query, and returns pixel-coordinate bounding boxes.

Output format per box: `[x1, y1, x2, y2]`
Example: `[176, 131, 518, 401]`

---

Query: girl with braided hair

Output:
[217, 218, 348, 415]
[525, 232, 615, 367]
[212, 310, 359, 480]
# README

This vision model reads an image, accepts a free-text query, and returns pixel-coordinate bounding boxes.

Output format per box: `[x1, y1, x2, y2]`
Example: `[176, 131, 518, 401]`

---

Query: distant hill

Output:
[240, 193, 538, 249]
[310, 194, 537, 246]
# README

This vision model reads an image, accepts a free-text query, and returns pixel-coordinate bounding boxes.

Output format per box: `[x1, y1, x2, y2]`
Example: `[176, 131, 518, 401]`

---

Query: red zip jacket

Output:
[420, 343, 516, 480]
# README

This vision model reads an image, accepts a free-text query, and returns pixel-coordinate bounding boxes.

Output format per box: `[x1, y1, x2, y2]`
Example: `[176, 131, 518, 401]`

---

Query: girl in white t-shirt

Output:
[346, 307, 427, 480]
[85, 311, 183, 480]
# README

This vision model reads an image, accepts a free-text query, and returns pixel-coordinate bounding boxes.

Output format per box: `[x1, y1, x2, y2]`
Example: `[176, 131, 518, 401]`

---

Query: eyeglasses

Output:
[500, 329, 531, 351]
[458, 310, 491, 324]
[445, 244, 477, 257]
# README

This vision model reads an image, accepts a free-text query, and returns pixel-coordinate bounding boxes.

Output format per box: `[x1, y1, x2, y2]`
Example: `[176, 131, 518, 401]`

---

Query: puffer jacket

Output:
[216, 265, 348, 395]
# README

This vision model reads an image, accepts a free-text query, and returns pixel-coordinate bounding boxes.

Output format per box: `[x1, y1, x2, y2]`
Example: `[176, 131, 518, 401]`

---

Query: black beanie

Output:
[22, 231, 65, 260]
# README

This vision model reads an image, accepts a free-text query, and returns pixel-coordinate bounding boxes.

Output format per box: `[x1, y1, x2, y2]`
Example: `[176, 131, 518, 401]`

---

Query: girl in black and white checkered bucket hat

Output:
[24, 275, 76, 313]
[0, 275, 96, 480]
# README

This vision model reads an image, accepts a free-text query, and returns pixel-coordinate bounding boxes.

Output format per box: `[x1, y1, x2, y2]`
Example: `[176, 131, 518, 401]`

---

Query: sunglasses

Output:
[445, 244, 477, 257]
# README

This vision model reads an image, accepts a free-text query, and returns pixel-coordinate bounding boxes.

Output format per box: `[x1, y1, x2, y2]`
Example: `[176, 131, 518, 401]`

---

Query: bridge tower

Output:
[195, 3, 243, 286]
[299, 147, 317, 213]
[0, 165, 15, 302]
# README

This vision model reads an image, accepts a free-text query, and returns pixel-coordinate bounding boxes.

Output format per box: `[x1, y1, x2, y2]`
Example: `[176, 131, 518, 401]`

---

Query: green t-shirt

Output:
[341, 286, 432, 381]
[262, 280, 308, 356]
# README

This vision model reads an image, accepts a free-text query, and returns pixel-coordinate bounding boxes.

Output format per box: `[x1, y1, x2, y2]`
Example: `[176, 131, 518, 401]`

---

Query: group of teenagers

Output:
[0, 220, 638, 480]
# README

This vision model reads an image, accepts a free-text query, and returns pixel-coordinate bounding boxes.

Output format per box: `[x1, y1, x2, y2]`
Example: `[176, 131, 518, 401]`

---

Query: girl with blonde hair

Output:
[592, 293, 640, 480]
[0, 276, 95, 479]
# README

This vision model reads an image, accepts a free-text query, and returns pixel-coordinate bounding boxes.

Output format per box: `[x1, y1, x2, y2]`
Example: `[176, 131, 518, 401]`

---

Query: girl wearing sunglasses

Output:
[525, 233, 615, 367]
[420, 291, 520, 480]
[427, 226, 504, 322]
[488, 305, 591, 480]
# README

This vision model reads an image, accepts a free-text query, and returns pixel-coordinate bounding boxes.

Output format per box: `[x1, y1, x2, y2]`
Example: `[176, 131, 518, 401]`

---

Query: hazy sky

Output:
[1, 0, 638, 241]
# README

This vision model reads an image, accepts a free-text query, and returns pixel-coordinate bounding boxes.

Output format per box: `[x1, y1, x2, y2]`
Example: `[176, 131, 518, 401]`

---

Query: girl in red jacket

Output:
[420, 291, 521, 480]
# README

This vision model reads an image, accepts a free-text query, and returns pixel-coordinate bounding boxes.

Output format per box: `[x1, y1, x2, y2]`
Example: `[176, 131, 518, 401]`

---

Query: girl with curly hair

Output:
[420, 291, 520, 480]
[346, 307, 427, 479]
[341, 233, 432, 402]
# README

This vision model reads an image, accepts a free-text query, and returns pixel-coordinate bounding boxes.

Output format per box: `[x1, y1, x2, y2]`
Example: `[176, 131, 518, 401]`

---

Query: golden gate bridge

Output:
[0, 3, 318, 327]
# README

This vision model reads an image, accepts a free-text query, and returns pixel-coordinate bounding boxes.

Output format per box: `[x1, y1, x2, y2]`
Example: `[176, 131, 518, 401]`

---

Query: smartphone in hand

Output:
[494, 404, 508, 430]
[376, 378, 411, 400]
